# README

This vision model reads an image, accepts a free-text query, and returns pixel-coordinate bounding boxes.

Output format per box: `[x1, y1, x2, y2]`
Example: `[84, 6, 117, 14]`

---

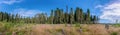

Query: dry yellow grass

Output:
[0, 22, 119, 35]
[31, 24, 120, 35]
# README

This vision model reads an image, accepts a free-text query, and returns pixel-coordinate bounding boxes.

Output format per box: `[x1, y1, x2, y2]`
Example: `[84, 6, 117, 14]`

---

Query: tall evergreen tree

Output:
[0, 12, 2, 21]
[64, 11, 69, 23]
[54, 8, 59, 24]
[79, 8, 84, 23]
[86, 9, 91, 24]
[15, 14, 20, 23]
[49, 10, 54, 24]
[74, 7, 79, 22]
[0, 7, 99, 24]
[69, 8, 74, 24]
[35, 13, 47, 24]
[75, 7, 83, 23]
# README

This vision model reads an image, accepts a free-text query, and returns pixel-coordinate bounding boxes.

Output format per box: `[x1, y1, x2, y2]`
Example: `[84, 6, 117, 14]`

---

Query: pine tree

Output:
[69, 8, 74, 24]
[53, 8, 63, 24]
[54, 8, 59, 24]
[15, 14, 20, 23]
[35, 13, 47, 24]
[49, 10, 54, 24]
[86, 9, 91, 24]
[11, 14, 15, 23]
[64, 11, 69, 23]
[75, 7, 83, 23]
[60, 9, 64, 23]
[0, 7, 99, 24]
[79, 8, 84, 23]
[0, 12, 2, 21]
[74, 7, 79, 22]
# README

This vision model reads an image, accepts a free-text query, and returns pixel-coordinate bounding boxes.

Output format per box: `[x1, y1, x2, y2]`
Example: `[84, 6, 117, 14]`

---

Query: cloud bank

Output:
[99, 0, 120, 23]
[0, 0, 22, 5]
[12, 8, 43, 17]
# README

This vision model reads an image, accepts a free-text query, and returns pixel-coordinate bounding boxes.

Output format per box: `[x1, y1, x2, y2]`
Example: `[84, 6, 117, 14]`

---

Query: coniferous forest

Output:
[0, 7, 99, 24]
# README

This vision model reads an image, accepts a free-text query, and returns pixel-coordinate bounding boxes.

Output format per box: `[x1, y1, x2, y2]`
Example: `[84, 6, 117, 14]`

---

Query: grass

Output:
[112, 24, 120, 27]
[28, 24, 120, 35]
[0, 22, 120, 35]
[0, 22, 34, 35]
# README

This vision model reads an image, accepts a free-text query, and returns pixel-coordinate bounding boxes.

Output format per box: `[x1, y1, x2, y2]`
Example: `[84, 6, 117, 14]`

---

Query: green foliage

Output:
[0, 22, 33, 35]
[74, 23, 81, 27]
[86, 9, 91, 21]
[0, 22, 14, 32]
[56, 29, 63, 32]
[0, 7, 99, 24]
[69, 8, 74, 24]
[112, 24, 120, 27]
[111, 32, 118, 35]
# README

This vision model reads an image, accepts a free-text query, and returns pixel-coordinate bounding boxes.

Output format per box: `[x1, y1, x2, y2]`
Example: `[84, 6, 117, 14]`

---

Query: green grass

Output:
[112, 24, 120, 27]
[0, 22, 34, 35]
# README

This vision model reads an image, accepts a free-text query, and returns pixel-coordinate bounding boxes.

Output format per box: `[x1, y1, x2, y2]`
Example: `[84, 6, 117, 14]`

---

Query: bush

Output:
[56, 29, 63, 32]
[112, 24, 120, 27]
[75, 23, 81, 27]
[0, 22, 33, 35]
[111, 32, 117, 35]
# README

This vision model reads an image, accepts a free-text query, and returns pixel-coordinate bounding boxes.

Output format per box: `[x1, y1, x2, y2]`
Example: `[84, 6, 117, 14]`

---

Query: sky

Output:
[0, 0, 120, 23]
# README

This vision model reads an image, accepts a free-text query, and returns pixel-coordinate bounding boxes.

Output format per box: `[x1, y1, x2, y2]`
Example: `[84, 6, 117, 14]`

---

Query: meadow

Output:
[0, 22, 120, 35]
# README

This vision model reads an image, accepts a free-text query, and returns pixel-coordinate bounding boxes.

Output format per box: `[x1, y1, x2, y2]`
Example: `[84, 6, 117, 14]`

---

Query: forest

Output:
[0, 7, 99, 24]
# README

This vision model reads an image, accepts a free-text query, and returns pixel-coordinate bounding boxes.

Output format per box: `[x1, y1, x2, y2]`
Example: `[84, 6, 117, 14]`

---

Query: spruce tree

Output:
[86, 9, 91, 24]
[69, 8, 74, 24]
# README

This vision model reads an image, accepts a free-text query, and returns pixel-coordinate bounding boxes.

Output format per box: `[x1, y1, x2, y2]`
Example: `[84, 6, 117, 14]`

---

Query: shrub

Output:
[56, 29, 63, 32]
[75, 23, 81, 27]
[112, 24, 120, 27]
[0, 22, 33, 35]
[111, 32, 117, 35]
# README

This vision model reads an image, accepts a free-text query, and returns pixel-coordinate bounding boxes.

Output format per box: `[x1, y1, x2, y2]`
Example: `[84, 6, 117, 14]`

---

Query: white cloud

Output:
[12, 8, 43, 17]
[0, 0, 22, 5]
[99, 0, 120, 23]
[95, 5, 103, 9]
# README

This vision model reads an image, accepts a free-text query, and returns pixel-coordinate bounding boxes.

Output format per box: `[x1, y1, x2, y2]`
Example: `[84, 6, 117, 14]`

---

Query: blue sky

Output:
[0, 0, 120, 23]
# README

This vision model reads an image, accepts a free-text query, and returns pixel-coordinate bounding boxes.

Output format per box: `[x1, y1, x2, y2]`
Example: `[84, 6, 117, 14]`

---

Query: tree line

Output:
[0, 7, 99, 24]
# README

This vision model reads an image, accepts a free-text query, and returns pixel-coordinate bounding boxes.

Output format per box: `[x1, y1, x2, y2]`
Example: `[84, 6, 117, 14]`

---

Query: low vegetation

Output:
[111, 32, 118, 35]
[0, 22, 34, 35]
[31, 24, 120, 35]
[0, 22, 120, 35]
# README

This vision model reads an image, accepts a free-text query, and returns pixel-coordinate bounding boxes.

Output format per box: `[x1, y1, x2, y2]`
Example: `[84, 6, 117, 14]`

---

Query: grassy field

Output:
[31, 24, 120, 35]
[0, 22, 120, 35]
